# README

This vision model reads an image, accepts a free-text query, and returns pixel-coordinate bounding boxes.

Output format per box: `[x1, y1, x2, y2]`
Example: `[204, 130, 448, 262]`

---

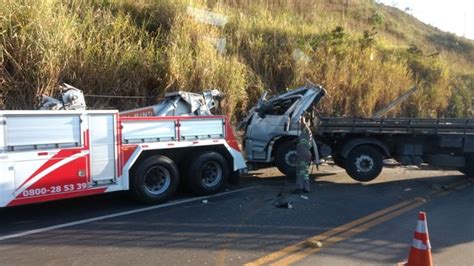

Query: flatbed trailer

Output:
[315, 117, 474, 181]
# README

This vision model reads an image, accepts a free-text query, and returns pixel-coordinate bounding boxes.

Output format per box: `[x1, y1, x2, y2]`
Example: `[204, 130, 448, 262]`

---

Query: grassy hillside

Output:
[1, 0, 473, 118]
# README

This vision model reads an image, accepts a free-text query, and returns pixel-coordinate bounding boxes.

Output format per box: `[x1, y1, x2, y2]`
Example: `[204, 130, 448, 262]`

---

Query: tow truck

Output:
[0, 85, 245, 207]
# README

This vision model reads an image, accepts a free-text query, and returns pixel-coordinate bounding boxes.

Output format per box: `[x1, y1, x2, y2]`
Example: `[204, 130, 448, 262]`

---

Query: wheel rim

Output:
[284, 150, 297, 168]
[201, 161, 223, 188]
[144, 166, 171, 195]
[355, 155, 374, 173]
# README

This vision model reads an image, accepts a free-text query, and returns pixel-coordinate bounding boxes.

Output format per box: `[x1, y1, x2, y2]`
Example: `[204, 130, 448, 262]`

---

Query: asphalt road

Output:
[0, 165, 472, 266]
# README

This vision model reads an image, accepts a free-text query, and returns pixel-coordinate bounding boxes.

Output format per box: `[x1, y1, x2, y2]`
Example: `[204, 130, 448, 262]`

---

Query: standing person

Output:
[293, 116, 313, 194]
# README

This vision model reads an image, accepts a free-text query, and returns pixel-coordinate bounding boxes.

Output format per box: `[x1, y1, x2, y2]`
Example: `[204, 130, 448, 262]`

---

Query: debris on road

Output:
[275, 198, 293, 209]
[306, 240, 323, 248]
[201, 199, 208, 204]
[300, 195, 309, 200]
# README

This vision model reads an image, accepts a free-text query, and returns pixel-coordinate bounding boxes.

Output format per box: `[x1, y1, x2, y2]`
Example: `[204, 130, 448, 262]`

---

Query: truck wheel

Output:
[189, 151, 229, 195]
[131, 155, 179, 204]
[275, 140, 297, 178]
[460, 155, 474, 178]
[332, 152, 345, 168]
[345, 145, 383, 182]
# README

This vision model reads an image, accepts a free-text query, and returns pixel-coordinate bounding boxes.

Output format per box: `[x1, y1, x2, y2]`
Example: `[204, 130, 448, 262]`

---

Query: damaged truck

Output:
[241, 84, 474, 181]
[239, 85, 326, 177]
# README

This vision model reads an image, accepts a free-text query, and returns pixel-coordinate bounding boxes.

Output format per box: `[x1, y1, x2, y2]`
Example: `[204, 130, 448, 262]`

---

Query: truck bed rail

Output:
[317, 117, 474, 135]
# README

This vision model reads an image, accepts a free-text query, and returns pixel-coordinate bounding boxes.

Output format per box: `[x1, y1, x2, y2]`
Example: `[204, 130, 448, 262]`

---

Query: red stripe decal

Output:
[225, 116, 241, 151]
[11, 156, 90, 205]
[121, 145, 138, 169]
[16, 149, 81, 190]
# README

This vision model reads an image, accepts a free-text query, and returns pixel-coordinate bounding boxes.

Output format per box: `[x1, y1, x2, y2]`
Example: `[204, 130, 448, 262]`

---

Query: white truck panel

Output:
[122, 120, 176, 143]
[5, 114, 81, 148]
[13, 156, 50, 193]
[0, 160, 14, 206]
[89, 114, 116, 182]
[180, 119, 224, 140]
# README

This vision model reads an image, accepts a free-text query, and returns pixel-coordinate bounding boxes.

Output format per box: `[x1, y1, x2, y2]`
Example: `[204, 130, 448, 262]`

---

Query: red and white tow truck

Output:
[0, 109, 245, 207]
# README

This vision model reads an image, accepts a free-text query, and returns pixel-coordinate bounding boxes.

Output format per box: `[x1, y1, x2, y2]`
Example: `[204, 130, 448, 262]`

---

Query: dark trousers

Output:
[296, 160, 310, 191]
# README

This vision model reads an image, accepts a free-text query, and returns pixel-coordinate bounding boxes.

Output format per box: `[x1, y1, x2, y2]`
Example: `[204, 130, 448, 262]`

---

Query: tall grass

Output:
[1, 0, 472, 118]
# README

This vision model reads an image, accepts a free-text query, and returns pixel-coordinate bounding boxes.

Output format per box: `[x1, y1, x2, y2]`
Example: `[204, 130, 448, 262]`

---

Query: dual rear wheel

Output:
[131, 151, 229, 204]
[188, 151, 229, 195]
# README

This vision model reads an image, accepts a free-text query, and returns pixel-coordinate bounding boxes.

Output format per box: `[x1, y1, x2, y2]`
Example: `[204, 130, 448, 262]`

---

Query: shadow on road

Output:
[0, 168, 472, 265]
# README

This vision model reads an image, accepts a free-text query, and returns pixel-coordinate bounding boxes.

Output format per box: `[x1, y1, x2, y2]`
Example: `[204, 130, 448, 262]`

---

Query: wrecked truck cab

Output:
[243, 84, 326, 177]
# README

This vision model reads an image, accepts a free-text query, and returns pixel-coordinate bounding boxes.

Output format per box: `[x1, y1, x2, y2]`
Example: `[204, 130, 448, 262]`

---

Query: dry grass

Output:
[1, 0, 473, 118]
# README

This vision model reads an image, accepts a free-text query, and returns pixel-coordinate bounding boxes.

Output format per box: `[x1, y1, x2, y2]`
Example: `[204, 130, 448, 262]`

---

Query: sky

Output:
[377, 0, 474, 40]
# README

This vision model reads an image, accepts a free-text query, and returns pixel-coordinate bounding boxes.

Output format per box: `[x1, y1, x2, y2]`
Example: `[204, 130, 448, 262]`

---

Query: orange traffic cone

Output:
[399, 211, 433, 266]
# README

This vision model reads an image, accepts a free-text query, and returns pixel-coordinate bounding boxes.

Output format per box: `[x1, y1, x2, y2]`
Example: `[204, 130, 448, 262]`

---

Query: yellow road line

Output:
[246, 178, 472, 266]
[270, 198, 427, 266]
[244, 198, 423, 266]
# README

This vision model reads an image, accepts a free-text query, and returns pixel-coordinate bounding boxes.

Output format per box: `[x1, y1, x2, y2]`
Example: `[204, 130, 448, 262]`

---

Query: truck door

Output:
[245, 113, 290, 161]
[88, 113, 117, 184]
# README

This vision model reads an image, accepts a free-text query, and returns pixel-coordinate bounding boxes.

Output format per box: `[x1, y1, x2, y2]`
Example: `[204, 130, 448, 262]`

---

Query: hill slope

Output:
[1, 0, 473, 118]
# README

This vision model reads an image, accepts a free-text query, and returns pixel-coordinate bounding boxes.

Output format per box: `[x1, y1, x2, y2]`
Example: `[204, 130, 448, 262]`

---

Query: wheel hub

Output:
[144, 166, 171, 195]
[355, 155, 374, 173]
[201, 161, 222, 188]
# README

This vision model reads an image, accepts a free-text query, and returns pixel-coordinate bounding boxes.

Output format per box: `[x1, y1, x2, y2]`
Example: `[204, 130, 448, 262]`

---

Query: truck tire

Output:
[131, 155, 179, 204]
[460, 155, 474, 178]
[332, 152, 345, 168]
[274, 140, 297, 178]
[188, 151, 229, 195]
[345, 145, 383, 182]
